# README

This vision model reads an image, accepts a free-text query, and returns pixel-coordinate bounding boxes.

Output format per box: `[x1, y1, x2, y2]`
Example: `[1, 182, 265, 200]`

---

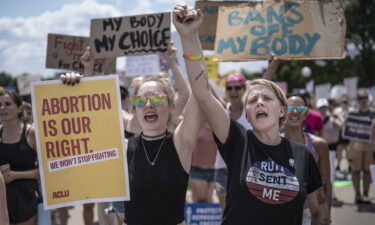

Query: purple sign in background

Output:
[342, 115, 373, 143]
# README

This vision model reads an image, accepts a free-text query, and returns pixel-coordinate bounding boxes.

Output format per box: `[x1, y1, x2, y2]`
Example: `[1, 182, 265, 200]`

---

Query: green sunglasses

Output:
[131, 94, 167, 108]
[288, 105, 308, 114]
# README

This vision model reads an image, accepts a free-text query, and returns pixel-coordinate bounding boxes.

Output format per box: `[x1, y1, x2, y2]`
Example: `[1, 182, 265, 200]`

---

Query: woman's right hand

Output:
[81, 46, 94, 69]
[172, 4, 203, 38]
[60, 72, 84, 86]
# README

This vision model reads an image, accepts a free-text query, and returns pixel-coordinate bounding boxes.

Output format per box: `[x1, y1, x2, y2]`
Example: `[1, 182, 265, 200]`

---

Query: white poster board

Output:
[315, 83, 331, 102]
[344, 77, 358, 99]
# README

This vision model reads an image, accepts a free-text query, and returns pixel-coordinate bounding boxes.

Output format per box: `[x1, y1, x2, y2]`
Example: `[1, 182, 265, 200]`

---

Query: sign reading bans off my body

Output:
[90, 12, 171, 58]
[214, 0, 346, 61]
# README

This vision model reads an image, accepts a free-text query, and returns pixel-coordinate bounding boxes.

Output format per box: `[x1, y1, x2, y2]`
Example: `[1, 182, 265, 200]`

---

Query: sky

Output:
[0, 0, 267, 78]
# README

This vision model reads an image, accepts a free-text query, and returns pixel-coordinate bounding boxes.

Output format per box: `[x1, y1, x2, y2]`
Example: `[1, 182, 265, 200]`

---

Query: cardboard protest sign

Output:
[214, 0, 346, 61]
[125, 55, 161, 77]
[315, 83, 331, 102]
[205, 55, 219, 78]
[185, 203, 222, 225]
[305, 80, 314, 93]
[342, 115, 373, 143]
[17, 74, 41, 96]
[46, 34, 116, 74]
[90, 12, 171, 58]
[31, 76, 129, 209]
[344, 77, 358, 99]
[195, 1, 247, 50]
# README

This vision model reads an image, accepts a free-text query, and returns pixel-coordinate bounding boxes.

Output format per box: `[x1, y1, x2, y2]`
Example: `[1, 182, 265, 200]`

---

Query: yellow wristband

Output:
[183, 54, 203, 61]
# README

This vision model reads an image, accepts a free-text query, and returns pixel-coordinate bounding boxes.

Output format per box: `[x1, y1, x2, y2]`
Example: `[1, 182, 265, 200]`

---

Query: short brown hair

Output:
[245, 79, 288, 126]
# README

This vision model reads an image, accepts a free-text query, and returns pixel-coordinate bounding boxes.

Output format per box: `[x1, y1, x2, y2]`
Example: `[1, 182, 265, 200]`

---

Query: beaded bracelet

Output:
[183, 54, 203, 61]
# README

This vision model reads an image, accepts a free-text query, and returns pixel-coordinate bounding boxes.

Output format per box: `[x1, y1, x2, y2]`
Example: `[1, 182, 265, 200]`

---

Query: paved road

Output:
[63, 183, 375, 225]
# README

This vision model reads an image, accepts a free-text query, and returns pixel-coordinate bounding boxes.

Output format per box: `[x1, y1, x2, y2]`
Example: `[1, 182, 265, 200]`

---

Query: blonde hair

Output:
[245, 79, 288, 126]
[130, 74, 175, 106]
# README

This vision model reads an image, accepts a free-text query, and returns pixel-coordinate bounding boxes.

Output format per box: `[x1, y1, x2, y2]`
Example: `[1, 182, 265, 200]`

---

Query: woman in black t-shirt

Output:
[173, 4, 329, 225]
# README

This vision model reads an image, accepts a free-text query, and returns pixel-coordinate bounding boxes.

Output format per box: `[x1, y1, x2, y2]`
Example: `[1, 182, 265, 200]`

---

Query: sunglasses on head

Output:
[131, 94, 167, 108]
[288, 105, 308, 114]
[226, 85, 243, 91]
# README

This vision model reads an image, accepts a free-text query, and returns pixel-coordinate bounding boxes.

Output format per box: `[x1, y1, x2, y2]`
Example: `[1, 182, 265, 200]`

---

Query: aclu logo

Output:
[53, 190, 70, 199]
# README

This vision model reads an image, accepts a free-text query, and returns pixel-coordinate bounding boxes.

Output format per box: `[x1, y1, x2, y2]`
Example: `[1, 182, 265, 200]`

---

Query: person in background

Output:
[0, 172, 9, 225]
[173, 4, 329, 224]
[334, 95, 351, 174]
[346, 90, 375, 204]
[21, 102, 33, 125]
[189, 120, 217, 203]
[284, 95, 332, 225]
[316, 98, 345, 207]
[0, 90, 39, 225]
[302, 92, 324, 136]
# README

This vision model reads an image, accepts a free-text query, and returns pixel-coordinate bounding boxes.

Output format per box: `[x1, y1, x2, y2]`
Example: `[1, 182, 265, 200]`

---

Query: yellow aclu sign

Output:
[31, 75, 129, 209]
[205, 56, 219, 78]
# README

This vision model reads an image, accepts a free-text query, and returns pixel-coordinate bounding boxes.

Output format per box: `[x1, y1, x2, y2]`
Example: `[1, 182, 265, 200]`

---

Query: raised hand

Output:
[173, 4, 203, 37]
[81, 46, 94, 68]
[166, 41, 177, 64]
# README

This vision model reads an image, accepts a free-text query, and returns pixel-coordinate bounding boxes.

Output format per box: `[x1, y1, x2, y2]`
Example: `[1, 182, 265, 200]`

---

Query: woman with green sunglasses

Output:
[284, 95, 332, 225]
[61, 55, 201, 225]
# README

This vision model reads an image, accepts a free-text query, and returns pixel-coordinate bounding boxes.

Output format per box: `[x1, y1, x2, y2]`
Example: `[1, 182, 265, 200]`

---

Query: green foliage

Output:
[0, 71, 17, 88]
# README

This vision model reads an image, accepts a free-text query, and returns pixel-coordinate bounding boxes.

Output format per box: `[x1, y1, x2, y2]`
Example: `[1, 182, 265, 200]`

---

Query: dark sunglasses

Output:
[226, 85, 243, 91]
[288, 105, 308, 114]
[357, 96, 368, 101]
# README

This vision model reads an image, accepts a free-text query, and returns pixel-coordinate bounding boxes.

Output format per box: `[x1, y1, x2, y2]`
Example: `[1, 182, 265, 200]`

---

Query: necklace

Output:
[141, 133, 167, 166]
[142, 130, 167, 139]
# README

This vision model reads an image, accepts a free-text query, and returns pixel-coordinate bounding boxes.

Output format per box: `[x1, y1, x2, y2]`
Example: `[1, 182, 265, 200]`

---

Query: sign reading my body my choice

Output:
[89, 12, 171, 58]
[214, 0, 346, 61]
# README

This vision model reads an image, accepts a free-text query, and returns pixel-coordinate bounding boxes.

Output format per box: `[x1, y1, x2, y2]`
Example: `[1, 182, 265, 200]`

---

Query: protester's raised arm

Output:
[173, 4, 230, 143]
[81, 46, 95, 77]
[166, 41, 189, 121]
[262, 53, 279, 80]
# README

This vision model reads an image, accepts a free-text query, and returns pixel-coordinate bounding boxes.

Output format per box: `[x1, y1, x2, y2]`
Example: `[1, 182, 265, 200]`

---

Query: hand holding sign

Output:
[173, 4, 203, 37]
[60, 72, 84, 86]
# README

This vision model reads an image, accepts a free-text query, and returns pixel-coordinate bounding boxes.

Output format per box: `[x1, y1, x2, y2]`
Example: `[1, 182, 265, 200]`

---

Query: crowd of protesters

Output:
[1, 3, 375, 225]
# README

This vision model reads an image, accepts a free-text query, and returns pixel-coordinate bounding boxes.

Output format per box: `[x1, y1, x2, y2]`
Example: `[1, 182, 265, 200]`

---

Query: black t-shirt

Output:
[214, 119, 322, 225]
[125, 133, 188, 225]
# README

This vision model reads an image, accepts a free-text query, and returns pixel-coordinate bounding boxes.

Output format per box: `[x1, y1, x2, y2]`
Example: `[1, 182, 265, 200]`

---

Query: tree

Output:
[0, 71, 17, 88]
